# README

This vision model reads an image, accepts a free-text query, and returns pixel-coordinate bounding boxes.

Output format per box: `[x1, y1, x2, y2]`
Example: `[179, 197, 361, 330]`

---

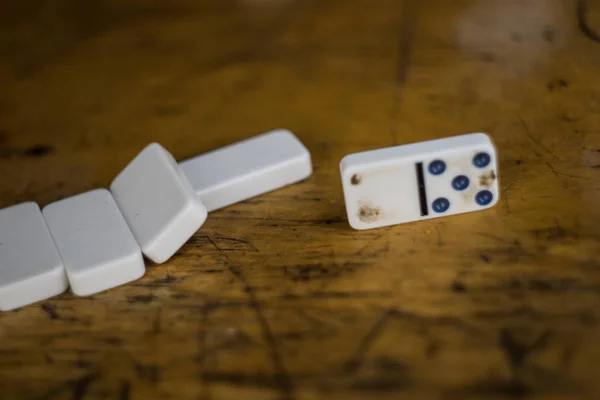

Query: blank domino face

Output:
[340, 133, 499, 230]
[111, 143, 207, 263]
[179, 129, 313, 212]
[0, 202, 67, 310]
[43, 189, 144, 296]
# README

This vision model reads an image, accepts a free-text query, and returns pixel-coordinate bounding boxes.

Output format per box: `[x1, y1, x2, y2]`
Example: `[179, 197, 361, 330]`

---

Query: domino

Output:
[43, 189, 144, 296]
[0, 202, 68, 310]
[111, 143, 207, 263]
[179, 129, 312, 212]
[340, 133, 499, 230]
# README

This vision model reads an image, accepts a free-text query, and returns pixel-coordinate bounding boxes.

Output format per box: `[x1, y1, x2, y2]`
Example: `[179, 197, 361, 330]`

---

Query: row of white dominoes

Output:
[0, 129, 312, 311]
[0, 131, 499, 311]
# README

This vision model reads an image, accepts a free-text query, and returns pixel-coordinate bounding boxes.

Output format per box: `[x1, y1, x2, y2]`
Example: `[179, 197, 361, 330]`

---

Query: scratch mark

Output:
[41, 303, 59, 320]
[132, 361, 159, 383]
[131, 274, 177, 287]
[206, 236, 221, 252]
[73, 373, 97, 400]
[215, 235, 259, 252]
[451, 281, 468, 293]
[577, 0, 600, 44]
[226, 263, 295, 400]
[127, 295, 157, 304]
[346, 309, 394, 373]
[545, 161, 590, 180]
[36, 373, 99, 400]
[355, 234, 383, 256]
[499, 329, 552, 371]
[119, 381, 131, 400]
[518, 113, 560, 160]
[346, 308, 474, 373]
[210, 238, 294, 399]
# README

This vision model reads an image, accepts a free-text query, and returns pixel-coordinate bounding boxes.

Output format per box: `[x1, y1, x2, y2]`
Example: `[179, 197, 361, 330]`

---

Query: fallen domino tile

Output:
[179, 129, 312, 212]
[43, 189, 145, 296]
[340, 133, 499, 230]
[0, 202, 68, 311]
[111, 143, 207, 263]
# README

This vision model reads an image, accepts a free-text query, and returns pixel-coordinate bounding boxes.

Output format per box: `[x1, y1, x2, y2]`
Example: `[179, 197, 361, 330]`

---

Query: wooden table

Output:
[1, 0, 600, 399]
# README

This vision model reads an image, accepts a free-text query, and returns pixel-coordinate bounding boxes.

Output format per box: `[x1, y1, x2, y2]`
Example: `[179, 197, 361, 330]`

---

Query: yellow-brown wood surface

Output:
[1, 0, 600, 399]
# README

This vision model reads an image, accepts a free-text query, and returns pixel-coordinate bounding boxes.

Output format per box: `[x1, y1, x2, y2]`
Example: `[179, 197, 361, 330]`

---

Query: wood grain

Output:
[1, 0, 600, 399]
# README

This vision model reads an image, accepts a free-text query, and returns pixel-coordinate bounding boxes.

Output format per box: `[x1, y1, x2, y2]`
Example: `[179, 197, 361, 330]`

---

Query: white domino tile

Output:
[111, 143, 207, 263]
[179, 129, 313, 212]
[0, 202, 68, 310]
[340, 133, 499, 230]
[43, 189, 145, 296]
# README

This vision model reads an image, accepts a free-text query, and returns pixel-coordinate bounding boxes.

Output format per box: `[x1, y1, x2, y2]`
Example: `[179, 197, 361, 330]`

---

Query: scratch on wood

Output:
[39, 373, 99, 400]
[131, 274, 177, 287]
[215, 235, 259, 252]
[577, 0, 600, 44]
[127, 295, 157, 304]
[41, 303, 59, 320]
[132, 361, 159, 383]
[226, 262, 295, 400]
[211, 237, 294, 400]
[451, 281, 467, 293]
[119, 381, 131, 400]
[499, 329, 552, 370]
[518, 113, 560, 161]
[73, 373, 97, 400]
[206, 236, 221, 252]
[545, 161, 590, 180]
[346, 309, 393, 373]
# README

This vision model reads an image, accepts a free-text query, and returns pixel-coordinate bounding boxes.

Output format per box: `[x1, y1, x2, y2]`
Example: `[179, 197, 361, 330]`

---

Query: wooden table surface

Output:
[1, 0, 600, 399]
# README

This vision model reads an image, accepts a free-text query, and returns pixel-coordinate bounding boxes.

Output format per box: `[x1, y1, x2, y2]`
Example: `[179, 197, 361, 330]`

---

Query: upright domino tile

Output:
[43, 189, 145, 296]
[340, 133, 499, 230]
[0, 202, 68, 310]
[111, 143, 207, 263]
[179, 129, 313, 212]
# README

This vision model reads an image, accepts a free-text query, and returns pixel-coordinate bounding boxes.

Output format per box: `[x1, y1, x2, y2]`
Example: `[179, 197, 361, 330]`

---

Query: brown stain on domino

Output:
[479, 170, 496, 187]
[358, 205, 380, 222]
